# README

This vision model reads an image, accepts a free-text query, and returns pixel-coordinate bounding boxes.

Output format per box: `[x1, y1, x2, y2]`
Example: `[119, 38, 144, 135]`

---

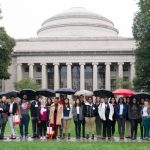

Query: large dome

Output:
[37, 7, 119, 38]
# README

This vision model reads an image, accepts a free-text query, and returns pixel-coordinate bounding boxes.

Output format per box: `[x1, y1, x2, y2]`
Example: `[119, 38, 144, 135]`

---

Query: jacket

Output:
[0, 102, 8, 123]
[72, 105, 84, 121]
[30, 100, 41, 118]
[7, 102, 18, 116]
[62, 104, 73, 119]
[98, 103, 114, 121]
[115, 103, 127, 119]
[83, 102, 97, 117]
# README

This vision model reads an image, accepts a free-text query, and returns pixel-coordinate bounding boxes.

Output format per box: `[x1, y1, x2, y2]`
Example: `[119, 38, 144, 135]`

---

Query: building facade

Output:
[0, 7, 136, 92]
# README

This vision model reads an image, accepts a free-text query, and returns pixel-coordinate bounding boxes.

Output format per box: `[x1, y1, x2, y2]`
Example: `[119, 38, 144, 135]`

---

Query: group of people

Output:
[0, 94, 150, 141]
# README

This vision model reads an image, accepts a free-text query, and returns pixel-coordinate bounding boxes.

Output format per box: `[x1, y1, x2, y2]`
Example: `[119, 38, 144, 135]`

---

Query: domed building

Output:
[0, 7, 136, 92]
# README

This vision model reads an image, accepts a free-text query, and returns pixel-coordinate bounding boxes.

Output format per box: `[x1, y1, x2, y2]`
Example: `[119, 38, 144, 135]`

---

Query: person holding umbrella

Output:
[128, 98, 141, 140]
[19, 94, 30, 140]
[0, 96, 9, 140]
[83, 96, 97, 140]
[98, 98, 114, 140]
[115, 97, 127, 140]
[30, 95, 41, 138]
[7, 95, 19, 139]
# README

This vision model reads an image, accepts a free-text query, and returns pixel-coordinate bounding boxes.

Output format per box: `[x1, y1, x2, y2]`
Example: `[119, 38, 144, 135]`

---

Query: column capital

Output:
[118, 62, 124, 65]
[79, 62, 85, 66]
[66, 62, 72, 66]
[16, 63, 22, 66]
[40, 63, 47, 66]
[105, 62, 111, 65]
[28, 63, 34, 66]
[92, 62, 98, 66]
[53, 62, 59, 66]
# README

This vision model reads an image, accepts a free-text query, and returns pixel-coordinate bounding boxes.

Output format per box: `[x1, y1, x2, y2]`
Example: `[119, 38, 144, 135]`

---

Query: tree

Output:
[115, 77, 132, 89]
[14, 78, 40, 91]
[132, 0, 150, 92]
[0, 7, 16, 79]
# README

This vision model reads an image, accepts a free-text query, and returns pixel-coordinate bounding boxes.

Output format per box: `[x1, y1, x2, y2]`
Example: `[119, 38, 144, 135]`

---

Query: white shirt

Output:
[76, 106, 80, 114]
[9, 102, 14, 113]
[143, 106, 148, 117]
[119, 104, 124, 115]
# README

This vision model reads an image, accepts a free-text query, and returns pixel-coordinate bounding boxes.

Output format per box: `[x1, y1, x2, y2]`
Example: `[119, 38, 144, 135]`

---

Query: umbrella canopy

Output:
[113, 89, 134, 96]
[133, 92, 150, 100]
[19, 89, 36, 100]
[36, 88, 55, 97]
[4, 90, 19, 98]
[55, 88, 75, 95]
[75, 90, 93, 96]
[93, 89, 114, 98]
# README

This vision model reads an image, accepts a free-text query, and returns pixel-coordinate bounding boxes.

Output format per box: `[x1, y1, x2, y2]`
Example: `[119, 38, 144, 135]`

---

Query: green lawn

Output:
[0, 141, 150, 150]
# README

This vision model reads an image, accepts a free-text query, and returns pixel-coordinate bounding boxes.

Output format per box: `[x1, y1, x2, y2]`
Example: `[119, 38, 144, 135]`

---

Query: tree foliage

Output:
[14, 78, 40, 91]
[132, 0, 150, 92]
[115, 77, 132, 89]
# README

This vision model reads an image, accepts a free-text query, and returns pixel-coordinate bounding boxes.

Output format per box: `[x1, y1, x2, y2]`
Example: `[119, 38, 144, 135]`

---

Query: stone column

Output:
[41, 63, 47, 88]
[53, 63, 59, 90]
[92, 62, 98, 90]
[16, 63, 22, 82]
[66, 63, 72, 89]
[79, 63, 85, 90]
[105, 62, 111, 90]
[118, 62, 124, 78]
[130, 62, 135, 82]
[28, 63, 34, 79]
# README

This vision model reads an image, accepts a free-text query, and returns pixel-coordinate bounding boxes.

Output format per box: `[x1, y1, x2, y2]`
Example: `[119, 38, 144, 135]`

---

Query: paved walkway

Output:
[0, 137, 149, 142]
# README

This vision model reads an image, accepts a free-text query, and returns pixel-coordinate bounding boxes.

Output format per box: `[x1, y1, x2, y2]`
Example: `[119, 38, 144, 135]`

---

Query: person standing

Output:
[84, 96, 97, 140]
[95, 96, 103, 139]
[0, 96, 8, 139]
[99, 98, 114, 140]
[19, 94, 30, 140]
[49, 97, 63, 139]
[141, 100, 150, 140]
[110, 97, 117, 137]
[115, 97, 127, 140]
[72, 98, 84, 139]
[128, 98, 141, 140]
[62, 98, 72, 139]
[7, 95, 19, 139]
[30, 95, 41, 138]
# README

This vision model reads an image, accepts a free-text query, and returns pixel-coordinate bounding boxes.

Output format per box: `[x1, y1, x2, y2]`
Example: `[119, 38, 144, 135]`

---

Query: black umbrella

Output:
[0, 91, 19, 99]
[36, 88, 55, 97]
[19, 89, 36, 100]
[55, 88, 76, 95]
[133, 92, 150, 100]
[93, 89, 114, 98]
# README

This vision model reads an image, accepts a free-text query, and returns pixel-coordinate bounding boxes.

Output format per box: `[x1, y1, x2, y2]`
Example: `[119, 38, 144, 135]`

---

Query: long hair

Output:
[74, 98, 81, 107]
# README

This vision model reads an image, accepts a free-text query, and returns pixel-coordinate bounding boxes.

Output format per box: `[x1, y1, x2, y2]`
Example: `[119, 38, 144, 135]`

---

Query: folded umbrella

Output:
[19, 89, 36, 100]
[36, 88, 55, 97]
[55, 88, 75, 95]
[94, 89, 114, 98]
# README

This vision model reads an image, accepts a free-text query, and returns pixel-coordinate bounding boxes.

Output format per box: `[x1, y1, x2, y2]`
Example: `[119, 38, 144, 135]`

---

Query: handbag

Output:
[47, 126, 54, 137]
[13, 114, 20, 125]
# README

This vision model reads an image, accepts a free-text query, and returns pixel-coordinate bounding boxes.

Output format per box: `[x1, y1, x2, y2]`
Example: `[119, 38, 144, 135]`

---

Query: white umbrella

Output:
[75, 90, 93, 96]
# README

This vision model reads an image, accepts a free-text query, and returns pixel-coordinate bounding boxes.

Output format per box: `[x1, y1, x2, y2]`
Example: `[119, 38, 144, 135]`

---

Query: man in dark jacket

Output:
[0, 96, 8, 139]
[30, 95, 41, 138]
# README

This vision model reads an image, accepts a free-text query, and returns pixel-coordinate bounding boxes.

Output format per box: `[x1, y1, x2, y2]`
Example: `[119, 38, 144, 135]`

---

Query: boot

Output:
[62, 133, 66, 139]
[91, 134, 94, 140]
[68, 133, 71, 139]
[86, 134, 89, 139]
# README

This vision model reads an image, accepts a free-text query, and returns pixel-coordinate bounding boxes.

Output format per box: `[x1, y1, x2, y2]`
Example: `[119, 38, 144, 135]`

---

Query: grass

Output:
[0, 141, 150, 150]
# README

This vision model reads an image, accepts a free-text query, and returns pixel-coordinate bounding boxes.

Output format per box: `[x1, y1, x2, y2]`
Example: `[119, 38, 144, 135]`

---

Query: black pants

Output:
[39, 121, 47, 136]
[111, 119, 116, 136]
[117, 118, 125, 138]
[139, 118, 144, 138]
[0, 121, 7, 138]
[32, 118, 40, 137]
[81, 119, 85, 137]
[103, 119, 112, 138]
[20, 114, 30, 136]
[130, 119, 138, 139]
[74, 119, 82, 138]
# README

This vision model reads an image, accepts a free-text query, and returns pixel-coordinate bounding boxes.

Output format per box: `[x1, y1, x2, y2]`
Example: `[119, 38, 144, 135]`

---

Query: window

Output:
[123, 64, 129, 72]
[60, 64, 67, 88]
[24, 66, 29, 72]
[36, 79, 41, 86]
[111, 64, 117, 72]
[98, 64, 105, 89]
[47, 65, 54, 89]
[36, 66, 41, 72]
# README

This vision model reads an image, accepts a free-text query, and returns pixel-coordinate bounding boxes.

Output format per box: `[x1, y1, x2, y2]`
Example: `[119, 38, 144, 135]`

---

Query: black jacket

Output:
[7, 102, 18, 116]
[30, 100, 41, 118]
[83, 103, 97, 117]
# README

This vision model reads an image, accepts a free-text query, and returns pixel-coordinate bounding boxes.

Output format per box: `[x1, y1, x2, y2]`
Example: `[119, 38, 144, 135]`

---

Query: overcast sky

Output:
[0, 0, 138, 39]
